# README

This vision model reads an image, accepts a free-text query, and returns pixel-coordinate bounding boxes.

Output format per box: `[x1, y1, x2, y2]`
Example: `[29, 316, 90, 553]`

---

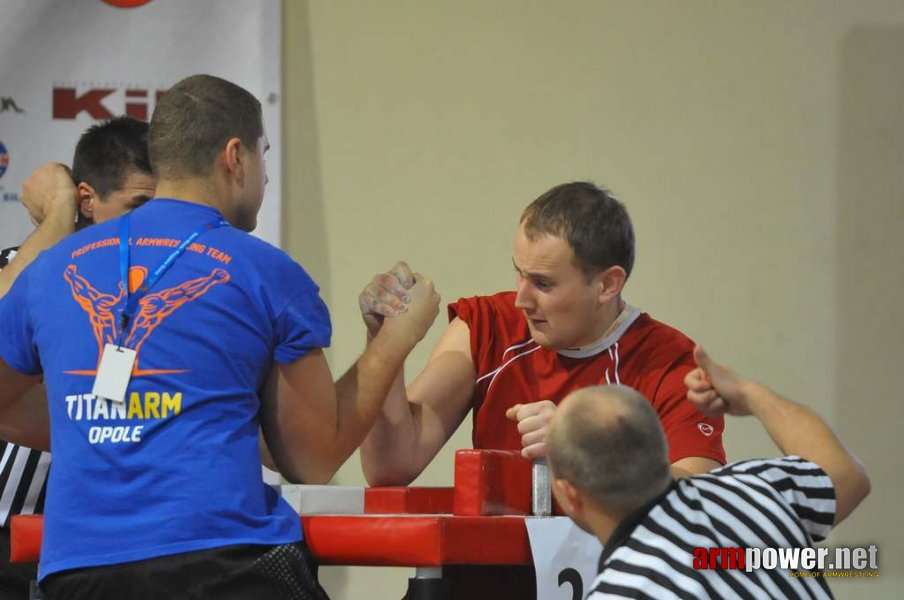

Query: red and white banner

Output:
[0, 0, 282, 247]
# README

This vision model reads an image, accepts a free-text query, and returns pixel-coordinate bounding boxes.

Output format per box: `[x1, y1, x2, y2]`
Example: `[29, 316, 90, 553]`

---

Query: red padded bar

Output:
[301, 515, 531, 566]
[11, 513, 532, 567]
[364, 487, 454, 514]
[437, 516, 531, 564]
[453, 449, 532, 516]
[10, 515, 42, 563]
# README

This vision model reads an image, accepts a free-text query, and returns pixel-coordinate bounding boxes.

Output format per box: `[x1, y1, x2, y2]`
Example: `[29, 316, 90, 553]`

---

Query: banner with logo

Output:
[0, 0, 282, 248]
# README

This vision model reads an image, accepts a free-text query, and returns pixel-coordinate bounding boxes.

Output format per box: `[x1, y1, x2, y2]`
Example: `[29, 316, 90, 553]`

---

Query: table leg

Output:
[407, 566, 450, 600]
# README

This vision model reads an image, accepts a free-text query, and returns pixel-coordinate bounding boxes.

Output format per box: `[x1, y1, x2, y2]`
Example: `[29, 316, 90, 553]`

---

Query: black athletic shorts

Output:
[0, 526, 38, 600]
[40, 541, 330, 600]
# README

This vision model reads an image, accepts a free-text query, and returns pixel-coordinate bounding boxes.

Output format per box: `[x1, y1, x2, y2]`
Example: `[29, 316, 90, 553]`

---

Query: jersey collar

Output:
[557, 304, 641, 359]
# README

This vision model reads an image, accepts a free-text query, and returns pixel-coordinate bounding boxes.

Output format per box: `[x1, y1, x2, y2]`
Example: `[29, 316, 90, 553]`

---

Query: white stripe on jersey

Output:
[604, 543, 711, 596]
[687, 478, 792, 548]
[703, 473, 818, 544]
[20, 452, 50, 516]
[592, 458, 834, 599]
[693, 477, 810, 547]
[602, 344, 622, 385]
[501, 338, 535, 360]
[475, 339, 537, 384]
[0, 448, 31, 519]
[589, 569, 686, 600]
[630, 520, 773, 599]
[0, 444, 13, 476]
[480, 345, 542, 394]
[720, 458, 836, 540]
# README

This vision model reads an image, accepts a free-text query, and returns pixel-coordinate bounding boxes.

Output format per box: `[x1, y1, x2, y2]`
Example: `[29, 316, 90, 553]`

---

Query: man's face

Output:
[91, 169, 156, 224]
[512, 224, 605, 350]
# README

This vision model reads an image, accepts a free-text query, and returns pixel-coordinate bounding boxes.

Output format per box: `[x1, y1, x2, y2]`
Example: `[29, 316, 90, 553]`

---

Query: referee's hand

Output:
[685, 346, 755, 417]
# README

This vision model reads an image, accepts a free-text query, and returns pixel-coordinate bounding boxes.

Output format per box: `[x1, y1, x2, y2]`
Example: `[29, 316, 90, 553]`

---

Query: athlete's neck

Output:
[581, 298, 625, 348]
[558, 299, 638, 359]
[153, 179, 230, 219]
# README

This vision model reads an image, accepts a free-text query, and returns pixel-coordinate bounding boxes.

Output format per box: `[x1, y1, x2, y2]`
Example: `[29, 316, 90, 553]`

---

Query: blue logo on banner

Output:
[0, 140, 9, 180]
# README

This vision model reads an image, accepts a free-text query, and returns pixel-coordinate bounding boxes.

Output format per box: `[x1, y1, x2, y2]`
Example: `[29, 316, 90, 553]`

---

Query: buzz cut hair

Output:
[148, 74, 262, 179]
[547, 385, 671, 512]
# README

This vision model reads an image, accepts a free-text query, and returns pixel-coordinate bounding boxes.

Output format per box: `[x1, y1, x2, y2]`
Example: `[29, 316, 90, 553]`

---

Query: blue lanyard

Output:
[117, 212, 228, 345]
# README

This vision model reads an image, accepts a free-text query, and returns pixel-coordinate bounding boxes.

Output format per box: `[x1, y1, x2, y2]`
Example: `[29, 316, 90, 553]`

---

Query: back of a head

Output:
[72, 116, 150, 200]
[149, 74, 262, 180]
[520, 181, 635, 278]
[548, 385, 671, 512]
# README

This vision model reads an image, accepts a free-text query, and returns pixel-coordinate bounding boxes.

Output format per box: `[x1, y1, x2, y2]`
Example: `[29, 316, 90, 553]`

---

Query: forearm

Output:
[332, 328, 419, 479]
[0, 206, 75, 298]
[359, 366, 425, 485]
[744, 382, 840, 459]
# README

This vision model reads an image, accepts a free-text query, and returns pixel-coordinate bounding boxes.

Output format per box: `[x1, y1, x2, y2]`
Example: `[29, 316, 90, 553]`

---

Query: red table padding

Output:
[10, 515, 42, 563]
[453, 449, 532, 516]
[364, 487, 454, 515]
[11, 514, 533, 567]
[11, 450, 538, 565]
[302, 515, 532, 566]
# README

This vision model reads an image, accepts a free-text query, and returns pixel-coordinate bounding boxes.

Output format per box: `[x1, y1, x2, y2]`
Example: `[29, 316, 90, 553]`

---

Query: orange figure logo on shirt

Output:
[63, 264, 230, 375]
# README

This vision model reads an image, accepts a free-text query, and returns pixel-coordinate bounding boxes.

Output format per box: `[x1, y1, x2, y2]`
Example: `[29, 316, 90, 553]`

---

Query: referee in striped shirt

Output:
[0, 117, 154, 599]
[547, 346, 870, 599]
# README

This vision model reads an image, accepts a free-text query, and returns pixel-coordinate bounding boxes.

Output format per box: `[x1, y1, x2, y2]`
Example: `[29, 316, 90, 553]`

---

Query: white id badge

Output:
[91, 344, 136, 404]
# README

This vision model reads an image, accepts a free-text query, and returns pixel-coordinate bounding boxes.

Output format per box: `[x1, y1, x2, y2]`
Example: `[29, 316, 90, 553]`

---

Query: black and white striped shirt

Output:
[0, 246, 50, 527]
[589, 456, 836, 599]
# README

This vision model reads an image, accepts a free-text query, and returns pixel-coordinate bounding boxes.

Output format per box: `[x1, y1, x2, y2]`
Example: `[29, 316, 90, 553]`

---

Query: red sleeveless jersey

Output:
[449, 292, 726, 464]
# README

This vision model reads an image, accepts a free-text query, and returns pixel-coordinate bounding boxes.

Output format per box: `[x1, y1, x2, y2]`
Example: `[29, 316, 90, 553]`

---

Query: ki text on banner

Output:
[0, 0, 282, 246]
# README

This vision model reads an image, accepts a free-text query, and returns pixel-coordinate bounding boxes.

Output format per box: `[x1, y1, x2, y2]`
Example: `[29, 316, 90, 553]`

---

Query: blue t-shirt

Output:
[0, 199, 331, 579]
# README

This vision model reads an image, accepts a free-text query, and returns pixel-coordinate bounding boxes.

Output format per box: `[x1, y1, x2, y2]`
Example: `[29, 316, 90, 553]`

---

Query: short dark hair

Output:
[149, 74, 262, 179]
[548, 385, 671, 512]
[520, 181, 635, 278]
[72, 116, 151, 199]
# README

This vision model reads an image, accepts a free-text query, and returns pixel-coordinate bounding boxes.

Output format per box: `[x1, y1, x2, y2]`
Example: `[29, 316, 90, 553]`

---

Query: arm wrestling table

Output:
[11, 450, 540, 600]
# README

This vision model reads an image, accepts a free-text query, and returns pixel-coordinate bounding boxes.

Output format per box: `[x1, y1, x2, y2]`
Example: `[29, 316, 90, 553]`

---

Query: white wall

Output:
[284, 2, 904, 597]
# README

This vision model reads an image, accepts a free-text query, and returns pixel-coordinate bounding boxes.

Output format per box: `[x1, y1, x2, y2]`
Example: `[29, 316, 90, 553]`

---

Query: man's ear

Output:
[223, 137, 244, 186]
[553, 477, 586, 519]
[595, 265, 627, 304]
[77, 182, 99, 222]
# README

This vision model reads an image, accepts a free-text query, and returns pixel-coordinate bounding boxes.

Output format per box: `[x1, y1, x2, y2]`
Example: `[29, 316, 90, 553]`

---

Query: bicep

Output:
[745, 458, 839, 539]
[814, 453, 866, 527]
[406, 318, 476, 454]
[654, 360, 726, 465]
[671, 456, 722, 478]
